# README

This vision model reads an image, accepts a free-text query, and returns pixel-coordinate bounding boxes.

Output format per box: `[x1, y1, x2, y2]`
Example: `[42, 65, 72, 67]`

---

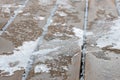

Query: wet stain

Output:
[92, 51, 111, 60]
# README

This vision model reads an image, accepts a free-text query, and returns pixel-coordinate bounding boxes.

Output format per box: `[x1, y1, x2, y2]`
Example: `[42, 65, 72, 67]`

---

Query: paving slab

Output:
[0, 0, 84, 80]
[85, 0, 120, 80]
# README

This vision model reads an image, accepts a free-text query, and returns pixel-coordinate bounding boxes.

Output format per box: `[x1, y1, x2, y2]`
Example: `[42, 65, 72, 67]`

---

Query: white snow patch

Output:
[33, 16, 45, 21]
[73, 27, 93, 46]
[14, 10, 23, 14]
[34, 64, 50, 73]
[96, 18, 120, 49]
[23, 13, 31, 16]
[0, 31, 2, 35]
[56, 11, 67, 16]
[62, 66, 68, 71]
[54, 32, 63, 36]
[0, 39, 59, 76]
[73, 27, 83, 46]
[53, 32, 73, 37]
[86, 32, 93, 36]
[1, 4, 24, 8]
[38, 0, 52, 6]
[1, 4, 12, 8]
[73, 27, 83, 39]
[2, 7, 10, 13]
[62, 23, 66, 26]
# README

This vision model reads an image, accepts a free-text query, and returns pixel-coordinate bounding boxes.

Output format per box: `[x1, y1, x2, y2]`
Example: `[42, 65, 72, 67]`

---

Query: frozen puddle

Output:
[0, 39, 59, 76]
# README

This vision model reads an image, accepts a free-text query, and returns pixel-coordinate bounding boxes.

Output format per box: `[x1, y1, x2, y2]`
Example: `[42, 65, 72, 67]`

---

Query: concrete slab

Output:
[85, 0, 120, 80]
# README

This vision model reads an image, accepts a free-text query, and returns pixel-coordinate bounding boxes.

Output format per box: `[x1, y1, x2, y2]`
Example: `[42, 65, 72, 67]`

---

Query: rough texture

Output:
[0, 0, 83, 80]
[85, 0, 120, 80]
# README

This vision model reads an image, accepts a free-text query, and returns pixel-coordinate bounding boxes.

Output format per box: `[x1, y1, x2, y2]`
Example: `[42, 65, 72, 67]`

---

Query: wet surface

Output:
[0, 37, 14, 55]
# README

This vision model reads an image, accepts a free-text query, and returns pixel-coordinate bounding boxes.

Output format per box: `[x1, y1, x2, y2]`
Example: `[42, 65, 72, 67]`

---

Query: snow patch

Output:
[23, 13, 30, 16]
[34, 64, 50, 73]
[62, 66, 68, 71]
[56, 11, 67, 16]
[96, 19, 120, 49]
[0, 39, 59, 76]
[38, 0, 51, 6]
[73, 27, 83, 39]
[33, 16, 45, 21]
[14, 10, 23, 14]
[57, 0, 72, 9]
[2, 7, 10, 13]
[73, 27, 83, 47]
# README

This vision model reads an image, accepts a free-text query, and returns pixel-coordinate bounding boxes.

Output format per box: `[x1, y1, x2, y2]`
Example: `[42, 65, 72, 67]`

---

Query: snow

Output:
[56, 11, 67, 17]
[33, 16, 45, 21]
[1, 4, 12, 7]
[0, 31, 2, 35]
[0, 39, 59, 76]
[23, 13, 30, 16]
[57, 0, 72, 9]
[38, 0, 51, 5]
[62, 66, 68, 71]
[73, 27, 83, 39]
[34, 64, 50, 73]
[73, 27, 83, 47]
[14, 10, 23, 14]
[22, 2, 59, 79]
[96, 18, 120, 49]
[1, 4, 24, 8]
[2, 7, 10, 13]
[1, 0, 29, 35]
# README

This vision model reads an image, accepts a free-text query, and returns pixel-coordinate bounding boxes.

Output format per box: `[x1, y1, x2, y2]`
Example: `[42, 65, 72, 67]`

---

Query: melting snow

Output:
[97, 18, 120, 49]
[57, 0, 72, 9]
[73, 27, 83, 39]
[33, 16, 45, 21]
[2, 7, 10, 13]
[38, 0, 51, 5]
[34, 64, 50, 73]
[23, 13, 31, 16]
[73, 27, 83, 47]
[56, 11, 67, 17]
[0, 39, 59, 76]
[14, 10, 23, 14]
